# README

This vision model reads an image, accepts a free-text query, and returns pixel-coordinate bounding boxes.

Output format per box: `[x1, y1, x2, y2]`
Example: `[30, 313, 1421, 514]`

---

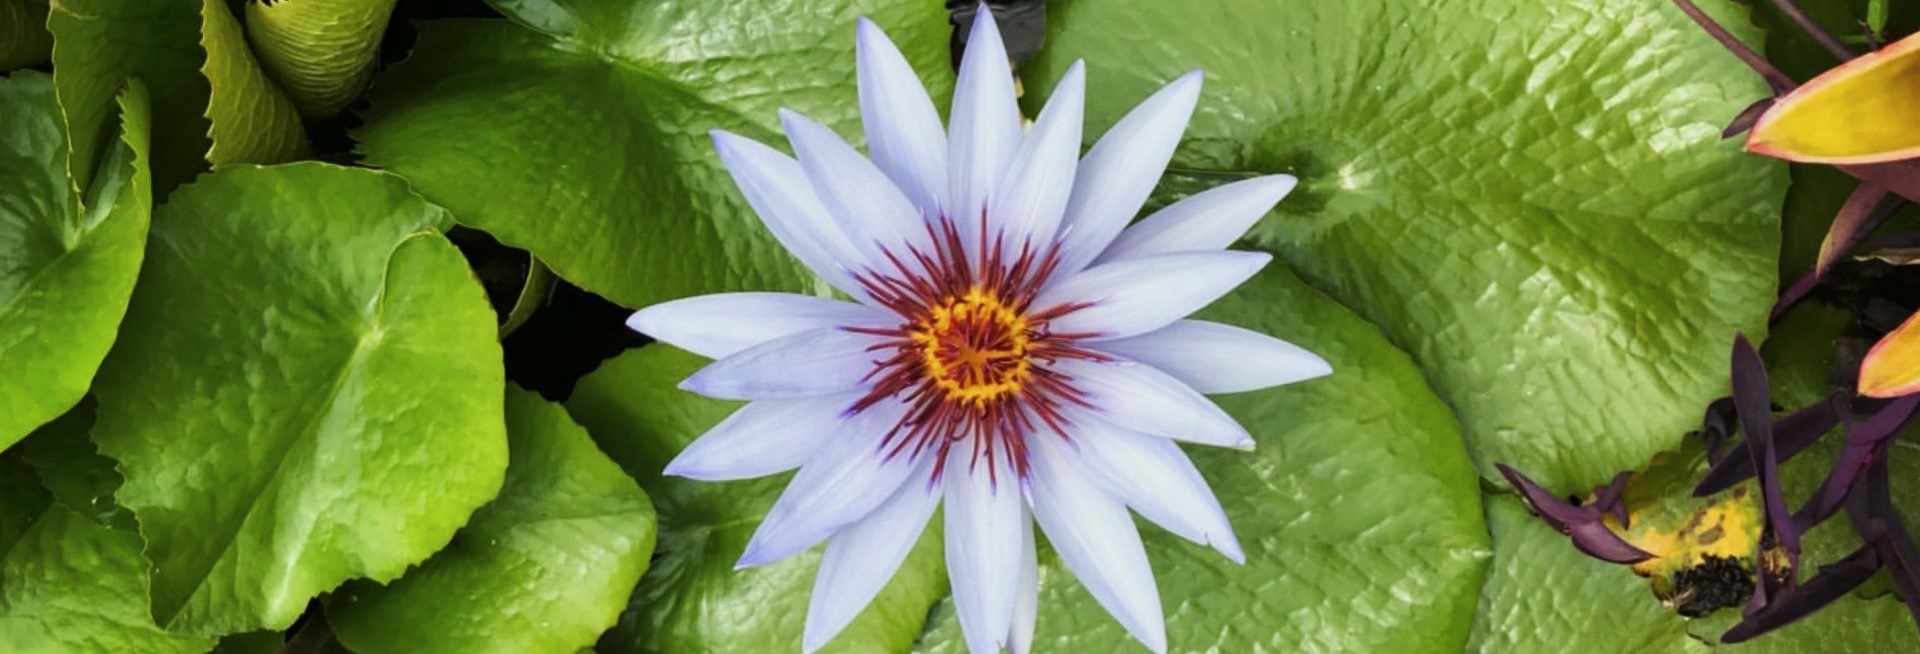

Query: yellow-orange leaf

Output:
[1748, 30, 1920, 165]
[1860, 308, 1920, 397]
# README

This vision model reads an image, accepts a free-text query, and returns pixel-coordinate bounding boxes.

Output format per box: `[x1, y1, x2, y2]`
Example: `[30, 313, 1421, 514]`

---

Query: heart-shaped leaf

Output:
[90, 164, 507, 637]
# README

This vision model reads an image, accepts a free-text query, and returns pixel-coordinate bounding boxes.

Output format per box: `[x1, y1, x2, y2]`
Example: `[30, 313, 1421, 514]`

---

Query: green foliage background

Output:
[0, 0, 1912, 651]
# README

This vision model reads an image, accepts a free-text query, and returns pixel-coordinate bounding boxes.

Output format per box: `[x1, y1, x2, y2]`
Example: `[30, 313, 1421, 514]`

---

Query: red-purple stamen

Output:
[844, 216, 1105, 483]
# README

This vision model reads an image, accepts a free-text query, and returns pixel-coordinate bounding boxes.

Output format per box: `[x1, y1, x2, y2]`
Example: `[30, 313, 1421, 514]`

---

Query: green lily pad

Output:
[89, 163, 507, 637]
[353, 0, 951, 308]
[0, 72, 150, 453]
[12, 398, 135, 531]
[565, 346, 948, 653]
[1468, 496, 1709, 653]
[326, 386, 657, 654]
[0, 506, 217, 654]
[1024, 0, 1785, 492]
[919, 263, 1490, 652]
[0, 432, 212, 654]
[48, 0, 308, 194]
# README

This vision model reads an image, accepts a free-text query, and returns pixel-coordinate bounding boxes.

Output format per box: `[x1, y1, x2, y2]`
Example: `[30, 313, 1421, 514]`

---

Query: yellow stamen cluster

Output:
[910, 287, 1032, 406]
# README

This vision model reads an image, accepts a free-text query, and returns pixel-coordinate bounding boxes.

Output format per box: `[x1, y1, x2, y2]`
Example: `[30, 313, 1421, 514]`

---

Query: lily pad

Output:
[0, 429, 212, 654]
[1468, 497, 1709, 653]
[353, 0, 952, 308]
[89, 164, 507, 637]
[919, 264, 1490, 652]
[0, 72, 150, 453]
[0, 506, 217, 654]
[326, 387, 655, 654]
[566, 346, 949, 654]
[1023, 0, 1785, 492]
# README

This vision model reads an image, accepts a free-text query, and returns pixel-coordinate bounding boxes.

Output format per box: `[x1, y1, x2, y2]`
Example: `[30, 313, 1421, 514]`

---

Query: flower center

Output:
[843, 217, 1107, 482]
[913, 288, 1032, 406]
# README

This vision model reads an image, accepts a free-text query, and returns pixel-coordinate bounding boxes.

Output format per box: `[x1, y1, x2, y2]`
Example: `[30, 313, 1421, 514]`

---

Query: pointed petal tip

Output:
[1165, 68, 1205, 97]
[1215, 536, 1247, 564]
[966, 1, 1004, 43]
[709, 128, 750, 153]
[624, 308, 652, 335]
[854, 17, 890, 55]
[734, 538, 784, 569]
[1256, 173, 1301, 202]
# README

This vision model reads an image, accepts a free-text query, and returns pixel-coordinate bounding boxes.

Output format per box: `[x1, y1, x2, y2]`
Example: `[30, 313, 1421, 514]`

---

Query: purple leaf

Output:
[1732, 334, 1802, 583]
[1793, 395, 1920, 527]
[1697, 392, 1843, 496]
[1723, 97, 1775, 139]
[1816, 184, 1893, 279]
[1495, 463, 1652, 564]
[1721, 536, 1882, 643]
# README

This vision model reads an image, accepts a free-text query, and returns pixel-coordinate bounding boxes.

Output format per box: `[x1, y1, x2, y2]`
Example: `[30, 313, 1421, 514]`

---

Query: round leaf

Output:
[1023, 0, 1785, 492]
[353, 0, 952, 308]
[89, 164, 508, 637]
[326, 386, 656, 654]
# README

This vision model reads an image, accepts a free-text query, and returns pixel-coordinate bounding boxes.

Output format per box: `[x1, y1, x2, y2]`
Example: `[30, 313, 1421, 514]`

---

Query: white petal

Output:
[1097, 175, 1297, 264]
[1028, 433, 1168, 654]
[627, 292, 889, 360]
[944, 450, 1025, 654]
[1008, 508, 1038, 654]
[783, 109, 931, 263]
[1093, 320, 1331, 394]
[948, 5, 1023, 257]
[1064, 415, 1243, 562]
[989, 61, 1085, 251]
[736, 399, 919, 567]
[1054, 358, 1252, 449]
[1033, 251, 1269, 340]
[663, 391, 863, 481]
[1053, 69, 1204, 277]
[679, 327, 882, 400]
[710, 131, 868, 294]
[858, 18, 948, 218]
[803, 455, 941, 653]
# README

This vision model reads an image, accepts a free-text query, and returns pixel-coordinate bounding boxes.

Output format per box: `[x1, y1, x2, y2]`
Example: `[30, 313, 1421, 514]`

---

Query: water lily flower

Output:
[625, 7, 1329, 654]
